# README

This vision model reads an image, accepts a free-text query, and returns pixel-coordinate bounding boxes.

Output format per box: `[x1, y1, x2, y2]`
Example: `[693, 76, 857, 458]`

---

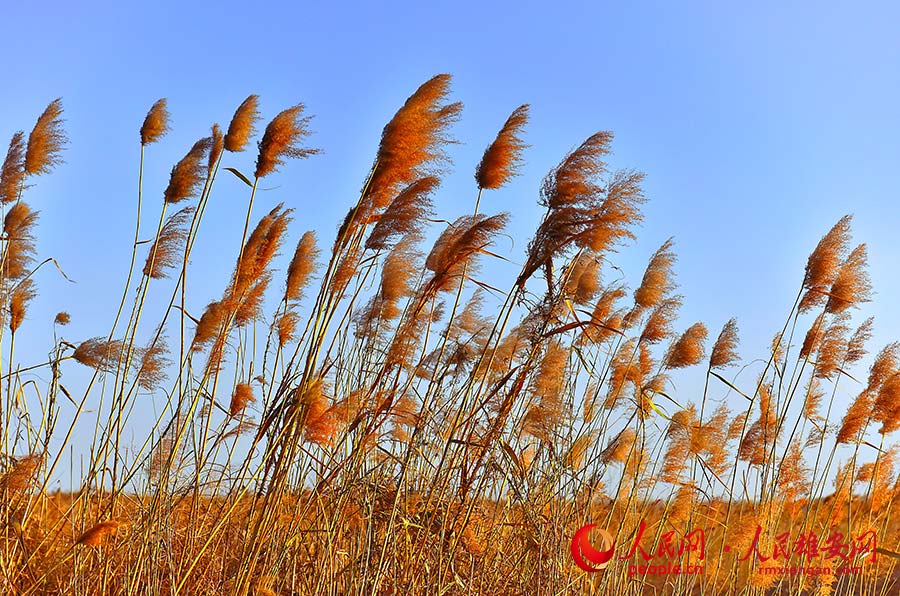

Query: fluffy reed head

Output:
[475, 104, 529, 190]
[137, 336, 169, 391]
[541, 131, 611, 209]
[0, 453, 43, 493]
[365, 176, 438, 252]
[9, 279, 36, 333]
[710, 318, 740, 368]
[54, 311, 70, 325]
[635, 238, 677, 309]
[209, 123, 224, 170]
[225, 94, 261, 152]
[140, 99, 170, 146]
[424, 213, 509, 293]
[600, 428, 637, 465]
[163, 137, 212, 203]
[800, 215, 851, 312]
[665, 322, 708, 368]
[0, 132, 26, 204]
[3, 201, 39, 280]
[254, 104, 319, 178]
[365, 74, 462, 210]
[25, 98, 67, 176]
[75, 520, 122, 547]
[230, 383, 256, 417]
[72, 337, 125, 372]
[285, 230, 319, 302]
[825, 243, 872, 313]
[143, 206, 194, 279]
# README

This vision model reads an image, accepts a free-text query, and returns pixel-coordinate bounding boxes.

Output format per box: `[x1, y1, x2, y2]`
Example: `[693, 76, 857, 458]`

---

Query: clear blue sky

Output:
[3, 1, 899, 462]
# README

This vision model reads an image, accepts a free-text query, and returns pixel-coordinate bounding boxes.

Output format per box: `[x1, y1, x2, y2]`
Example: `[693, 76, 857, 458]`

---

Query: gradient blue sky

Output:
[3, 1, 900, 465]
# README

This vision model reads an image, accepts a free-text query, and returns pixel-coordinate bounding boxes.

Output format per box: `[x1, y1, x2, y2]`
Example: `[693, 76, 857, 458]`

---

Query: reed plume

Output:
[72, 337, 126, 372]
[800, 214, 851, 312]
[710, 317, 740, 368]
[475, 104, 529, 190]
[54, 311, 70, 325]
[520, 131, 645, 287]
[75, 520, 122, 547]
[24, 98, 67, 175]
[254, 104, 319, 178]
[209, 123, 224, 170]
[143, 206, 194, 278]
[224, 94, 261, 152]
[2, 201, 39, 279]
[665, 322, 707, 368]
[0, 131, 25, 204]
[136, 336, 169, 391]
[0, 454, 43, 493]
[365, 176, 438, 251]
[600, 428, 637, 465]
[364, 74, 462, 210]
[230, 383, 256, 417]
[9, 279, 35, 332]
[140, 98, 170, 145]
[825, 243, 872, 313]
[635, 238, 677, 309]
[163, 137, 212, 203]
[284, 230, 319, 302]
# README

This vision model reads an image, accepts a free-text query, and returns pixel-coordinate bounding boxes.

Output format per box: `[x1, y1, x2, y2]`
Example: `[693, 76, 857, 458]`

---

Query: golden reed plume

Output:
[285, 230, 319, 302]
[475, 104, 529, 190]
[25, 98, 67, 176]
[365, 74, 462, 210]
[225, 94, 261, 152]
[710, 317, 740, 368]
[0, 131, 26, 204]
[230, 383, 256, 417]
[140, 98, 170, 145]
[3, 201, 39, 280]
[9, 279, 36, 333]
[143, 206, 195, 279]
[164, 137, 212, 203]
[254, 104, 318, 178]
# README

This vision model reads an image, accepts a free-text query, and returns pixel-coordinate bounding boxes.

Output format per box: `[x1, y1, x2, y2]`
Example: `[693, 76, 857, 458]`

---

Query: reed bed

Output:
[0, 76, 898, 595]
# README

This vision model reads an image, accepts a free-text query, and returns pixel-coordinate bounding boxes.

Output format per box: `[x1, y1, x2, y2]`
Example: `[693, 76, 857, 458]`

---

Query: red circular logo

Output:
[571, 523, 615, 572]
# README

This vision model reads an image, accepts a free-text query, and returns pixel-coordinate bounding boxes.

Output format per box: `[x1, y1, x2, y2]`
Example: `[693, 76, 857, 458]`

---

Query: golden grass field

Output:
[1, 75, 898, 594]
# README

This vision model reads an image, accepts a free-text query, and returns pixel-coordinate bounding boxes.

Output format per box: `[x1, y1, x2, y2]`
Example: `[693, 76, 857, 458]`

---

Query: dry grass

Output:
[1, 79, 899, 595]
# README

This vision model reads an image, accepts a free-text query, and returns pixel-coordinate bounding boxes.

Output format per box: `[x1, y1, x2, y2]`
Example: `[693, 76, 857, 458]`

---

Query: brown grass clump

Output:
[224, 94, 261, 152]
[475, 104, 529, 190]
[6, 83, 900, 596]
[163, 137, 212, 203]
[140, 98, 170, 145]
[0, 131, 26, 204]
[24, 98, 67, 175]
[254, 104, 319, 178]
[364, 74, 462, 210]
